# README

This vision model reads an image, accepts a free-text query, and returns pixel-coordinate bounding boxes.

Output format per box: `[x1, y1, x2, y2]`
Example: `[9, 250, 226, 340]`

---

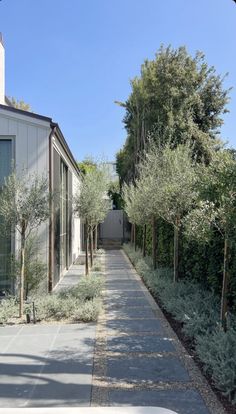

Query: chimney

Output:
[0, 33, 5, 105]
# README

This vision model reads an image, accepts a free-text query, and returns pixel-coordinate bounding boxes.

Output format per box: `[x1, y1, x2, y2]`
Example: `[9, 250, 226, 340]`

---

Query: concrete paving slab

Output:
[106, 319, 163, 334]
[105, 291, 146, 299]
[0, 408, 178, 414]
[107, 356, 190, 383]
[106, 307, 155, 320]
[107, 390, 210, 413]
[0, 336, 13, 351]
[105, 297, 151, 309]
[0, 326, 22, 336]
[19, 325, 60, 336]
[106, 282, 142, 291]
[0, 323, 96, 407]
[106, 335, 175, 353]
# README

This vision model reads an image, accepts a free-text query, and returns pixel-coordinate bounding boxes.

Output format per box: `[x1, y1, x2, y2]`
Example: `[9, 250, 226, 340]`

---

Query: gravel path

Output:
[91, 249, 226, 414]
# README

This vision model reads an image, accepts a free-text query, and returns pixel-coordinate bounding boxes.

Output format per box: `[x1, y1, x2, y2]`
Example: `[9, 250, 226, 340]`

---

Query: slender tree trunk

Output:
[142, 224, 146, 257]
[19, 222, 26, 318]
[152, 216, 157, 269]
[94, 226, 98, 251]
[134, 224, 137, 251]
[221, 237, 230, 331]
[85, 221, 89, 276]
[173, 217, 180, 282]
[89, 227, 94, 268]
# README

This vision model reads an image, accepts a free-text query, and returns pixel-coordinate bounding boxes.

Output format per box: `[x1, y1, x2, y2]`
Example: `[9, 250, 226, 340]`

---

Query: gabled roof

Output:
[0, 103, 80, 176]
[0, 102, 52, 122]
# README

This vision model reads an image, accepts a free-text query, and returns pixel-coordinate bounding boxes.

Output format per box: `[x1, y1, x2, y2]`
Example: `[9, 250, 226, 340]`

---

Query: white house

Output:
[0, 34, 82, 293]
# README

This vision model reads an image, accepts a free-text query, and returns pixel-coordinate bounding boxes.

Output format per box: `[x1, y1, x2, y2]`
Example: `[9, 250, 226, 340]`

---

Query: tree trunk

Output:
[85, 221, 89, 276]
[142, 224, 146, 257]
[220, 237, 230, 331]
[94, 226, 98, 251]
[19, 222, 26, 318]
[152, 217, 157, 269]
[89, 227, 94, 268]
[134, 224, 137, 251]
[173, 217, 179, 282]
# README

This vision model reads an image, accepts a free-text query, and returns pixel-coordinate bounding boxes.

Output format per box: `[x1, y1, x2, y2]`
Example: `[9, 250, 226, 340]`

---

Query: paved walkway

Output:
[91, 250, 225, 414]
[0, 250, 226, 413]
[0, 323, 96, 407]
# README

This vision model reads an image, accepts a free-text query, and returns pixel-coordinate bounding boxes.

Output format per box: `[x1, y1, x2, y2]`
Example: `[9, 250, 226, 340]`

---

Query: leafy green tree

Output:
[184, 150, 236, 328]
[9, 235, 47, 299]
[77, 157, 97, 175]
[0, 172, 50, 317]
[126, 143, 197, 277]
[74, 167, 110, 275]
[116, 45, 229, 183]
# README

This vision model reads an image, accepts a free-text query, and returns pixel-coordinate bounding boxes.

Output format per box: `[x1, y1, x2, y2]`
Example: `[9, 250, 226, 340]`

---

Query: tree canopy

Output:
[116, 45, 230, 183]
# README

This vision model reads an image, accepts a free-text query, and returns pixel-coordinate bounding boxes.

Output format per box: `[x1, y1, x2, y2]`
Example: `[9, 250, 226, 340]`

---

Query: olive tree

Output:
[132, 143, 197, 279]
[184, 150, 236, 329]
[122, 153, 160, 262]
[156, 145, 198, 281]
[0, 171, 50, 317]
[74, 167, 110, 275]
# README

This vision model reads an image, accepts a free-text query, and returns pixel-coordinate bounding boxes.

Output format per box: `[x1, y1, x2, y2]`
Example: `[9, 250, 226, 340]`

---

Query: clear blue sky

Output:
[0, 0, 235, 161]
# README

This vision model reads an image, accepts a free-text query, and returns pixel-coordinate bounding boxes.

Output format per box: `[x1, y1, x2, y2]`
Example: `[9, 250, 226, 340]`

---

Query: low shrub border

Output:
[123, 243, 236, 410]
[0, 253, 105, 325]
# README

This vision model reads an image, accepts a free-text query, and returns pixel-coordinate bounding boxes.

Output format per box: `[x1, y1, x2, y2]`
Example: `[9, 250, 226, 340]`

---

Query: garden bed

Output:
[0, 253, 105, 326]
[123, 243, 236, 414]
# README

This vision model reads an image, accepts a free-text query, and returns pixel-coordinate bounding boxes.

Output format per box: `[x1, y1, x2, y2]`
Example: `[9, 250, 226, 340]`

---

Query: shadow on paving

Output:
[0, 325, 96, 407]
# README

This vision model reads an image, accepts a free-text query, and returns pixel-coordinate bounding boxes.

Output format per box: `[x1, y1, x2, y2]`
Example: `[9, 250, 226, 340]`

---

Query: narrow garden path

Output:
[91, 250, 226, 414]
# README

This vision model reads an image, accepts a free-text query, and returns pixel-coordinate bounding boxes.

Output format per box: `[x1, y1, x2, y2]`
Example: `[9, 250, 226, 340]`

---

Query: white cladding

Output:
[0, 109, 51, 274]
[0, 37, 5, 105]
[0, 107, 81, 290]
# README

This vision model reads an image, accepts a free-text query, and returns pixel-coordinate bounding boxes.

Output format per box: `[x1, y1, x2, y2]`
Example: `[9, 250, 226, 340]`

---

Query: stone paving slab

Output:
[105, 291, 146, 299]
[91, 250, 225, 413]
[0, 323, 96, 407]
[105, 297, 151, 309]
[106, 283, 143, 291]
[106, 335, 175, 353]
[106, 319, 163, 335]
[107, 389, 210, 414]
[106, 307, 155, 320]
[106, 356, 190, 383]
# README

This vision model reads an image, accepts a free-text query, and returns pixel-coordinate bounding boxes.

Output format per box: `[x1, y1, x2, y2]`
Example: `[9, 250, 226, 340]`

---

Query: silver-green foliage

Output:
[0, 297, 18, 324]
[123, 243, 236, 402]
[0, 171, 50, 236]
[74, 167, 110, 228]
[0, 274, 104, 324]
[196, 327, 236, 402]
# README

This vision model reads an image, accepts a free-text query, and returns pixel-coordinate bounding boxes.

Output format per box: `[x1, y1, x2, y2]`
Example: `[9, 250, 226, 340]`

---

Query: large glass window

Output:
[53, 148, 72, 287]
[0, 139, 12, 292]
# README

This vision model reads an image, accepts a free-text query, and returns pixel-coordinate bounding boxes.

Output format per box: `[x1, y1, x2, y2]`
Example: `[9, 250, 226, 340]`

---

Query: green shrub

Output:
[61, 275, 104, 301]
[196, 326, 236, 402]
[73, 298, 101, 322]
[0, 273, 104, 324]
[0, 297, 18, 324]
[124, 242, 236, 403]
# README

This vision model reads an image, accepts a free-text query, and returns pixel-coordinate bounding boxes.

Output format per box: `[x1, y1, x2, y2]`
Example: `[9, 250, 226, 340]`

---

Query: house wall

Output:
[0, 108, 51, 292]
[0, 108, 82, 292]
[52, 133, 81, 282]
